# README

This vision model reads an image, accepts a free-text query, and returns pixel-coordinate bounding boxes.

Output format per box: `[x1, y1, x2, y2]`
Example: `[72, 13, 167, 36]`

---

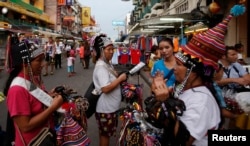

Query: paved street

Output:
[0, 56, 151, 146]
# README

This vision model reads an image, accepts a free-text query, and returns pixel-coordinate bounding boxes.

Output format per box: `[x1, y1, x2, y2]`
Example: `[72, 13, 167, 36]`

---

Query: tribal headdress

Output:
[5, 34, 44, 72]
[175, 4, 246, 71]
[93, 34, 113, 60]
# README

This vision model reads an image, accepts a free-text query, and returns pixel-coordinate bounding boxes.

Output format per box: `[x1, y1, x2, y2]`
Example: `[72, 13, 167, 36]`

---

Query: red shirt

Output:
[7, 73, 49, 145]
[79, 46, 84, 58]
[140, 36, 146, 50]
[118, 47, 130, 64]
[70, 49, 76, 57]
[130, 48, 141, 65]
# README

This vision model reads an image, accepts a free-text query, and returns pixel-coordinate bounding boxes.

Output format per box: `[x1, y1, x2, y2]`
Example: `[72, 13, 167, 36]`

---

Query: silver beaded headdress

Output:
[173, 51, 198, 97]
[6, 36, 44, 72]
[174, 51, 197, 69]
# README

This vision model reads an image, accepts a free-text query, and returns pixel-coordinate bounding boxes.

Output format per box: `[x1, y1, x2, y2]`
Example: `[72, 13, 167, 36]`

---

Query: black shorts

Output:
[45, 53, 50, 62]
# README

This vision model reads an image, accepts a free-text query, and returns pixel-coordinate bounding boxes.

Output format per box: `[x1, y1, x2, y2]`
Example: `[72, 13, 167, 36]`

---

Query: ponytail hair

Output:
[93, 34, 107, 60]
[4, 65, 22, 96]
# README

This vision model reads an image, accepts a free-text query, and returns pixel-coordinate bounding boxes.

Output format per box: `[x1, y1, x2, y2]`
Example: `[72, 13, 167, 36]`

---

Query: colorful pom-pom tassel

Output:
[230, 4, 246, 16]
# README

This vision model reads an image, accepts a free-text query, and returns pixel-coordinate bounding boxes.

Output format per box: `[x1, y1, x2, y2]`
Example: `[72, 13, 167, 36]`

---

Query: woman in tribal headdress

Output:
[3, 34, 63, 146]
[149, 4, 246, 146]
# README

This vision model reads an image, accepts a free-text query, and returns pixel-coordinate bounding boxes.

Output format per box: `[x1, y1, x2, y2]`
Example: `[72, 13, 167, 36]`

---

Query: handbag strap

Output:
[96, 61, 118, 77]
[104, 64, 118, 78]
[16, 124, 27, 146]
[16, 120, 50, 146]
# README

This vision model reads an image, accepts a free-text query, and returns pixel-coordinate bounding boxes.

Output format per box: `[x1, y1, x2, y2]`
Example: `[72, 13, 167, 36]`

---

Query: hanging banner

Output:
[57, 6, 61, 25]
[58, 0, 66, 6]
[82, 7, 91, 26]
[66, 0, 73, 6]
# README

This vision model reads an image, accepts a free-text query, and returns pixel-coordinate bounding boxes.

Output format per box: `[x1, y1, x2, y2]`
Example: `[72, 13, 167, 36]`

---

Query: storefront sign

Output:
[58, 0, 66, 6]
[82, 7, 91, 26]
[112, 20, 125, 26]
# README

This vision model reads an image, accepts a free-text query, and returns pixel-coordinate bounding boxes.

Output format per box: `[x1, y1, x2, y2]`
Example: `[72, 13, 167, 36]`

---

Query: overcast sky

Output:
[78, 0, 134, 40]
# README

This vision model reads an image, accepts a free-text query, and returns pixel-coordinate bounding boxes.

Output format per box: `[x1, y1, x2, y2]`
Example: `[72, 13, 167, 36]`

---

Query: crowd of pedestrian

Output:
[41, 36, 92, 77]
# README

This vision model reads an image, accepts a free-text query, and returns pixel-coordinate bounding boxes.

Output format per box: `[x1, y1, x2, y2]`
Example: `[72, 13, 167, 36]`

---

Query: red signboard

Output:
[58, 0, 66, 6]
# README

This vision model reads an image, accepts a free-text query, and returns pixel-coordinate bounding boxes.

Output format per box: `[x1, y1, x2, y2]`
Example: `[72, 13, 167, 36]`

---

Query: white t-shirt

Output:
[178, 86, 221, 146]
[93, 60, 122, 113]
[65, 45, 71, 51]
[47, 43, 54, 57]
[67, 57, 75, 66]
[150, 53, 156, 60]
[111, 49, 119, 65]
[55, 42, 62, 54]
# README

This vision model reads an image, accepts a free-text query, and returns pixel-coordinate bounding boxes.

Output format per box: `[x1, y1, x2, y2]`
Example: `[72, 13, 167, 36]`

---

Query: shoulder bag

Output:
[56, 114, 90, 146]
[84, 82, 101, 118]
[85, 63, 118, 118]
[17, 122, 56, 146]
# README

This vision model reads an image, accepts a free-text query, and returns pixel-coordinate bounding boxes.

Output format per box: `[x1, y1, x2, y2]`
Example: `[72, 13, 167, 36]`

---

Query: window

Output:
[175, 1, 188, 14]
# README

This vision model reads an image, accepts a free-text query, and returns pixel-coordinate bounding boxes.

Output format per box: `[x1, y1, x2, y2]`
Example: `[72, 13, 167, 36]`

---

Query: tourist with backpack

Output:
[218, 46, 250, 129]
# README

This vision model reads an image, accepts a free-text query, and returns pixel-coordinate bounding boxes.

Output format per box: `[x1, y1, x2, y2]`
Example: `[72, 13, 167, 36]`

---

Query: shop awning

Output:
[33, 29, 62, 37]
[129, 13, 205, 36]
[140, 13, 190, 26]
[3, 28, 33, 35]
[184, 22, 208, 34]
[129, 27, 155, 36]
[3, 24, 33, 35]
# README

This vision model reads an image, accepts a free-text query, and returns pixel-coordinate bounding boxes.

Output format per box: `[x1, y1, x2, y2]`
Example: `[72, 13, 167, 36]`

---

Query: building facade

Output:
[0, 0, 87, 70]
[128, 0, 249, 57]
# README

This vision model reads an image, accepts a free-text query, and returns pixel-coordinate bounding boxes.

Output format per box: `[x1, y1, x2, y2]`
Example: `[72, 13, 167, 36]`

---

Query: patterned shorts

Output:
[95, 112, 118, 137]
